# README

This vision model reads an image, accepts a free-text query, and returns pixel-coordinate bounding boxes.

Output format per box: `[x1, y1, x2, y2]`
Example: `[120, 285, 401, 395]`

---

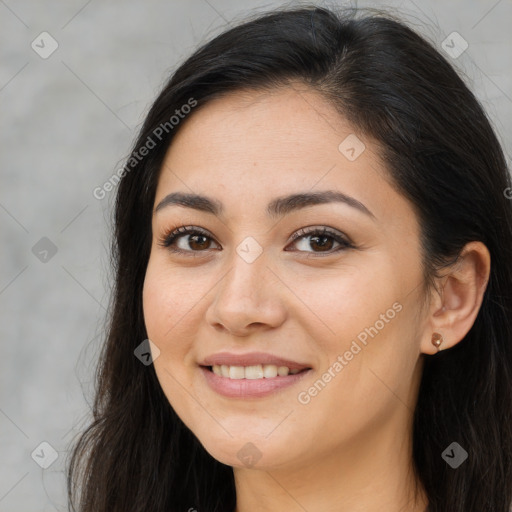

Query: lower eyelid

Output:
[164, 234, 351, 256]
[159, 224, 353, 253]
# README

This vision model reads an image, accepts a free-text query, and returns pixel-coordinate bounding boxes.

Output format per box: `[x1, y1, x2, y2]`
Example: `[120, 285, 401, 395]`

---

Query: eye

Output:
[157, 225, 354, 257]
[286, 226, 354, 255]
[158, 225, 220, 256]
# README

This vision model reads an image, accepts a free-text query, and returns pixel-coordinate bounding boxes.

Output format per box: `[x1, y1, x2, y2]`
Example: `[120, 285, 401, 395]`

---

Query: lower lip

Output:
[200, 366, 311, 398]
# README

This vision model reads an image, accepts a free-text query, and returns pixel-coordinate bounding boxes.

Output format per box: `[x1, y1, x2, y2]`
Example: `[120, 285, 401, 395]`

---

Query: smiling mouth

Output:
[202, 364, 311, 380]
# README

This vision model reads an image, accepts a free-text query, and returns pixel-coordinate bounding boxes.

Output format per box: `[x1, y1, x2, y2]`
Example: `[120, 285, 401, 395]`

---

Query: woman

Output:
[67, 5, 512, 512]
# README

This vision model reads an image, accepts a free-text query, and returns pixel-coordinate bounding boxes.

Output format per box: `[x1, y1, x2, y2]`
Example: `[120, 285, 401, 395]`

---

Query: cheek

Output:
[289, 261, 393, 340]
[142, 258, 199, 421]
[142, 271, 171, 342]
[142, 259, 190, 363]
[300, 257, 421, 396]
[142, 255, 196, 340]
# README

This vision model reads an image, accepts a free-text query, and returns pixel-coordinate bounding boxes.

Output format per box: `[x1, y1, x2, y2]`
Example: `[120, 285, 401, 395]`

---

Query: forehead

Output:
[168, 87, 355, 158]
[154, 86, 415, 234]
[158, 86, 384, 190]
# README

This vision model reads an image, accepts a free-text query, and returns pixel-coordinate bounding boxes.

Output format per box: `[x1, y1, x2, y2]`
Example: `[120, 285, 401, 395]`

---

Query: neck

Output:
[233, 411, 428, 512]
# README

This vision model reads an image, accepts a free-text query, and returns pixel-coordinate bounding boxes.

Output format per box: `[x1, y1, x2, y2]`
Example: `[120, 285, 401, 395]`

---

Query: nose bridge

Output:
[219, 244, 269, 306]
[206, 241, 286, 333]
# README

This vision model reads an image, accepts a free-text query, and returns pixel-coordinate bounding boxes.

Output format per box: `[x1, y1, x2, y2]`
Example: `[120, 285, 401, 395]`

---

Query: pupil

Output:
[190, 235, 208, 250]
[312, 235, 332, 251]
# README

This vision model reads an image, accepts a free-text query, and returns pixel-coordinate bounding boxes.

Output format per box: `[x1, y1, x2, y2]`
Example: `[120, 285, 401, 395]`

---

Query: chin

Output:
[195, 430, 297, 470]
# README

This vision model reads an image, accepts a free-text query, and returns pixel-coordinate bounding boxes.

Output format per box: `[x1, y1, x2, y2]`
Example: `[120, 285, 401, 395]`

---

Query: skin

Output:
[142, 85, 490, 512]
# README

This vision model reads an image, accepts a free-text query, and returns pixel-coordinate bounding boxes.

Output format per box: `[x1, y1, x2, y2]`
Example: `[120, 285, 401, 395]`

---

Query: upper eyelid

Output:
[160, 225, 351, 250]
[290, 226, 344, 239]
[165, 225, 346, 240]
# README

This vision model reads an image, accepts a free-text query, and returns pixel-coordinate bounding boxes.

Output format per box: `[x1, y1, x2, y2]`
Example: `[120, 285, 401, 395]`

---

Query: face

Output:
[143, 85, 427, 470]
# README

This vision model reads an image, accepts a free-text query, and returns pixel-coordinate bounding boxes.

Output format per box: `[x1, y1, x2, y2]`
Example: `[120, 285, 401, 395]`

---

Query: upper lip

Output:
[200, 352, 312, 371]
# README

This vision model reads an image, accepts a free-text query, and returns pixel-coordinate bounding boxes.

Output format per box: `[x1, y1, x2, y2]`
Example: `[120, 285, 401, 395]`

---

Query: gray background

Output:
[1, 0, 511, 510]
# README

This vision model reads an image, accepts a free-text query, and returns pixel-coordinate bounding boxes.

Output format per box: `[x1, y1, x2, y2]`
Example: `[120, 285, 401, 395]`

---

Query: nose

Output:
[204, 250, 287, 336]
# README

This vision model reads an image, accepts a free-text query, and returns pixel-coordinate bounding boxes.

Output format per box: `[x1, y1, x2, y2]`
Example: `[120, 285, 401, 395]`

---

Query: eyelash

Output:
[157, 225, 355, 258]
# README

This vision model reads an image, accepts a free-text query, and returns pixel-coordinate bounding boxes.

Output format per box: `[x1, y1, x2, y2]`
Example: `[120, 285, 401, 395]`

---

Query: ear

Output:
[421, 241, 491, 355]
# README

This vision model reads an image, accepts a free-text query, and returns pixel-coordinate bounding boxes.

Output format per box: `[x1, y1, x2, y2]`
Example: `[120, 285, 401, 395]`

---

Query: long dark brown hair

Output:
[67, 5, 512, 511]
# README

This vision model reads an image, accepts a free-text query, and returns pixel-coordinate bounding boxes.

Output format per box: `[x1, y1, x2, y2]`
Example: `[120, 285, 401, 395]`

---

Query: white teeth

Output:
[245, 365, 264, 379]
[263, 364, 278, 378]
[210, 364, 305, 379]
[277, 366, 289, 376]
[229, 366, 245, 379]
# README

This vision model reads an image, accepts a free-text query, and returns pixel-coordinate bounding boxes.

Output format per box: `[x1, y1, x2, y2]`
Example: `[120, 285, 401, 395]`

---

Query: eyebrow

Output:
[154, 190, 375, 220]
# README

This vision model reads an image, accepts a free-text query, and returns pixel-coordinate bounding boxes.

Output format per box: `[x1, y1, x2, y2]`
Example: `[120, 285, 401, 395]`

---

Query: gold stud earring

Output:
[431, 332, 443, 351]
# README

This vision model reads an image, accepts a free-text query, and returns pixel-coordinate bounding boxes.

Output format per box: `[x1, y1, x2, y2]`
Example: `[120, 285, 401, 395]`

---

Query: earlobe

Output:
[422, 241, 491, 355]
